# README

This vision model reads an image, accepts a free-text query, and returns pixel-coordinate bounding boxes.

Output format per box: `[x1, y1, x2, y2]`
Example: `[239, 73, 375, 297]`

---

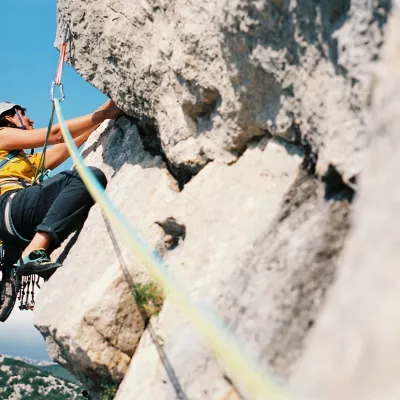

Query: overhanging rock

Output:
[56, 0, 390, 181]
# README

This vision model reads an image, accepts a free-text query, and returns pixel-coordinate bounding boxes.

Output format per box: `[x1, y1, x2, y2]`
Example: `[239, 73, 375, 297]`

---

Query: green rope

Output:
[33, 103, 55, 185]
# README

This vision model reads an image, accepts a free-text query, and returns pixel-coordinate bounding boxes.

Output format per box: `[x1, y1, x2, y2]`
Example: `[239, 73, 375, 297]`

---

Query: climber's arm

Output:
[43, 126, 101, 170]
[43, 100, 123, 170]
[0, 114, 105, 150]
[0, 100, 122, 150]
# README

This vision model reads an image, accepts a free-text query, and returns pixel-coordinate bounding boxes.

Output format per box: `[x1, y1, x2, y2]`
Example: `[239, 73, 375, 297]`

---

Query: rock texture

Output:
[57, 0, 390, 181]
[289, 5, 400, 400]
[33, 0, 400, 399]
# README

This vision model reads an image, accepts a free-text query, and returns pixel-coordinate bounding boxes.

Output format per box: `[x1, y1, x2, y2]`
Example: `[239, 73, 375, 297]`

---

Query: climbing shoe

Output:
[15, 249, 61, 277]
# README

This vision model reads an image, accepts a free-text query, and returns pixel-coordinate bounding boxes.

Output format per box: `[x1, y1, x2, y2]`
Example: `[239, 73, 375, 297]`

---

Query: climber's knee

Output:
[89, 167, 108, 189]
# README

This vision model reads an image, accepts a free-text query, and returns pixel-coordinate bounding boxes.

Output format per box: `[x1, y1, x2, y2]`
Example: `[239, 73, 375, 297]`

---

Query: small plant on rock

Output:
[101, 382, 118, 400]
[134, 281, 164, 318]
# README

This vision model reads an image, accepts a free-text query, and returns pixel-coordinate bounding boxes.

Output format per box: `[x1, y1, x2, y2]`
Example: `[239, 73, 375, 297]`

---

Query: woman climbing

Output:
[0, 100, 123, 278]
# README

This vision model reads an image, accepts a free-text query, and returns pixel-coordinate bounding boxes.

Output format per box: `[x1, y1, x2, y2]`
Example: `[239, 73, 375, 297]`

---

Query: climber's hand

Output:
[97, 100, 124, 120]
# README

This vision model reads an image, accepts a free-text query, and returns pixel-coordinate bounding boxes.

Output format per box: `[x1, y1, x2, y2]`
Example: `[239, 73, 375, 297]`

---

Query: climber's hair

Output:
[0, 106, 26, 128]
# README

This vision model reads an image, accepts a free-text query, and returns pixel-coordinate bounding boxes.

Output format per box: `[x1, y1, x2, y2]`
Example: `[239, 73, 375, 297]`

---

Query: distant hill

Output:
[9, 356, 79, 384]
[0, 355, 85, 399]
[38, 363, 80, 385]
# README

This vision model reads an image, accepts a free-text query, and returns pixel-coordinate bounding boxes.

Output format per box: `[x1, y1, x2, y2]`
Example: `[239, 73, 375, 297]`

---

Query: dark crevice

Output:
[126, 116, 198, 190]
[168, 162, 202, 191]
[290, 122, 318, 175]
[233, 131, 271, 159]
[277, 169, 318, 224]
[290, 122, 354, 202]
[232, 120, 317, 174]
[322, 0, 351, 24]
[349, 175, 357, 185]
[182, 88, 221, 122]
[373, 1, 393, 30]
[322, 165, 355, 202]
[234, 120, 355, 206]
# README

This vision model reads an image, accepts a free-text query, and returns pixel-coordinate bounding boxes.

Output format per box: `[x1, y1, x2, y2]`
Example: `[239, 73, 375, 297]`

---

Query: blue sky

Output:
[0, 0, 108, 360]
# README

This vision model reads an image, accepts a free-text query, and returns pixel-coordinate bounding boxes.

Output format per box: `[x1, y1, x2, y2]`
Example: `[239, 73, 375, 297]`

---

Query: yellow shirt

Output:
[0, 149, 43, 196]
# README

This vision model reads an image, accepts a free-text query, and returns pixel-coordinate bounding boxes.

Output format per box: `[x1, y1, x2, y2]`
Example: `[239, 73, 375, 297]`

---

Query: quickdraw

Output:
[32, 22, 71, 185]
[18, 275, 40, 311]
[50, 22, 70, 102]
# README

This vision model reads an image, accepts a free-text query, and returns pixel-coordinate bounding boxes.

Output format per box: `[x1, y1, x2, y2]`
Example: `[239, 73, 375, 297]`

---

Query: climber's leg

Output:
[10, 167, 107, 275]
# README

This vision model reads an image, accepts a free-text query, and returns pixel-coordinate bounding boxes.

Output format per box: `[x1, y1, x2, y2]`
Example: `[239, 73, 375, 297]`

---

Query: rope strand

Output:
[33, 103, 55, 185]
[102, 214, 189, 400]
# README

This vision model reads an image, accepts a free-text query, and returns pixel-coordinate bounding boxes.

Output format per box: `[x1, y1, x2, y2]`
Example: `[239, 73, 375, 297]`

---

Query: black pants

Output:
[0, 167, 107, 263]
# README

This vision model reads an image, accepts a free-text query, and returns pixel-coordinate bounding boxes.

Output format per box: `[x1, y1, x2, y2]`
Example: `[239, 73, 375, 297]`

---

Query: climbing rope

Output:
[32, 104, 55, 185]
[33, 23, 70, 185]
[103, 215, 189, 400]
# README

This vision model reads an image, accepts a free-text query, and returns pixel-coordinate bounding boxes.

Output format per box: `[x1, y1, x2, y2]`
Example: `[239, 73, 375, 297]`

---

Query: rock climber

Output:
[0, 100, 123, 278]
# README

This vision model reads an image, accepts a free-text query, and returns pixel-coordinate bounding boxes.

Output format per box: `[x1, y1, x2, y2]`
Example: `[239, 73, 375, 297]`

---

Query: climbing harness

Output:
[0, 191, 43, 319]
[4, 193, 29, 243]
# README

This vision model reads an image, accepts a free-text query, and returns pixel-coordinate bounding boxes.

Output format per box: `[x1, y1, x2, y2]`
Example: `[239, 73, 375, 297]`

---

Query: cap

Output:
[0, 102, 21, 117]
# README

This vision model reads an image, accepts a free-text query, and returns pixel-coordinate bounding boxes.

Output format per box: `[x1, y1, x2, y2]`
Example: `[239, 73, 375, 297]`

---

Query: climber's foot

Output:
[15, 249, 61, 278]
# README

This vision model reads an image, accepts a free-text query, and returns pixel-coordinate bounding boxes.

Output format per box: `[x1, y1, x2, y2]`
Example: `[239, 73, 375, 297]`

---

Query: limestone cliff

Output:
[33, 1, 399, 399]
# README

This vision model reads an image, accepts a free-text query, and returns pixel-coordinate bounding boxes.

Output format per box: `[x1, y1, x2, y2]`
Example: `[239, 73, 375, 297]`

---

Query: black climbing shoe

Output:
[0, 266, 20, 322]
[15, 249, 61, 278]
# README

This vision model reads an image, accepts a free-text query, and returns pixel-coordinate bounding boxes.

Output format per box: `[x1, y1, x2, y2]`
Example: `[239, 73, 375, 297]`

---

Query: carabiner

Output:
[50, 81, 65, 102]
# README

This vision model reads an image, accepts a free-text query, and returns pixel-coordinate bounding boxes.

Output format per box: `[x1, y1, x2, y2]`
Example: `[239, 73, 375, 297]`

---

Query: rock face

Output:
[33, 0, 400, 399]
[57, 0, 389, 181]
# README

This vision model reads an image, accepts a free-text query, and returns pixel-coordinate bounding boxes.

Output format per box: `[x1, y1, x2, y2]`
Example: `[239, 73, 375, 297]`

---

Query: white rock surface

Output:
[289, 6, 400, 400]
[115, 136, 306, 399]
